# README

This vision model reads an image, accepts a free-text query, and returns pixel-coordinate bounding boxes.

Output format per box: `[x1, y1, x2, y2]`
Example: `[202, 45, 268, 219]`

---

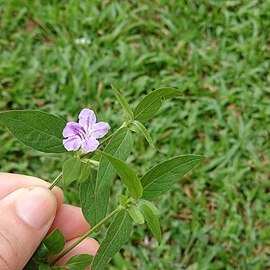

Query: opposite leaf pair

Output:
[0, 85, 205, 270]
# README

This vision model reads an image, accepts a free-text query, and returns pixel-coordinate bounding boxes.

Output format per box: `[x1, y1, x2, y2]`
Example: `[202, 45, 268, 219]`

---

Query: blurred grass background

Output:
[1, 0, 270, 269]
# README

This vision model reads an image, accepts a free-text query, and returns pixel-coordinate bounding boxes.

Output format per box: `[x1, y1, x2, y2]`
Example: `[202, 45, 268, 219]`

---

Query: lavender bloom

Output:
[63, 108, 110, 153]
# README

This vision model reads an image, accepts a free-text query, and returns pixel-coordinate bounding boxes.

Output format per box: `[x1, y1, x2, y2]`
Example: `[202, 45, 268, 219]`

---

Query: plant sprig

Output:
[0, 85, 205, 270]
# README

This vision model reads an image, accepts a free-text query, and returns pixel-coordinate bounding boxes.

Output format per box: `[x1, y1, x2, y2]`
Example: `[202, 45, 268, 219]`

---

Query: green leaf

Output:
[134, 87, 182, 121]
[130, 120, 154, 148]
[39, 265, 51, 270]
[79, 168, 99, 226]
[24, 260, 39, 270]
[99, 151, 143, 199]
[62, 157, 83, 185]
[0, 110, 66, 153]
[43, 229, 65, 255]
[141, 155, 205, 200]
[33, 243, 50, 262]
[140, 204, 162, 244]
[111, 84, 134, 119]
[92, 210, 132, 270]
[80, 127, 134, 226]
[127, 205, 145, 224]
[65, 254, 93, 270]
[96, 128, 134, 190]
[139, 199, 160, 215]
[78, 161, 92, 183]
[118, 194, 128, 207]
[24, 243, 51, 269]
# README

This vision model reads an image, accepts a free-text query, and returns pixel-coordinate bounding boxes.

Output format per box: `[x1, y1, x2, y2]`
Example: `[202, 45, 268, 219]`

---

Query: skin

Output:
[0, 173, 99, 269]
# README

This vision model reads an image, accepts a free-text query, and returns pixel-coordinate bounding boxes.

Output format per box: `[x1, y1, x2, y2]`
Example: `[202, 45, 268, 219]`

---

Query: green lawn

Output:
[1, 1, 270, 269]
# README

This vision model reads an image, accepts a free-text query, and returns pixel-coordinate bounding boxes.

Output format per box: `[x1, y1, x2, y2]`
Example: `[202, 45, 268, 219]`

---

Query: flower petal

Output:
[81, 137, 99, 153]
[63, 135, 82, 151]
[91, 122, 111, 139]
[79, 108, 96, 129]
[63, 122, 84, 138]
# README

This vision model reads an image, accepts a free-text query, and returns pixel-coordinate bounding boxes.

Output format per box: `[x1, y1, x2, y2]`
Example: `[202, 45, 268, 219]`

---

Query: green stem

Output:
[99, 123, 127, 147]
[49, 172, 63, 190]
[50, 206, 122, 265]
[99, 132, 115, 147]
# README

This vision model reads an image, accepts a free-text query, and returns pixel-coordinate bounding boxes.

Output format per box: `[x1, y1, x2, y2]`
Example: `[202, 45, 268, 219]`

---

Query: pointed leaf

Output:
[99, 151, 143, 199]
[141, 155, 205, 200]
[79, 168, 99, 226]
[111, 84, 134, 119]
[0, 110, 66, 153]
[43, 229, 65, 255]
[134, 87, 182, 121]
[65, 254, 93, 270]
[92, 210, 132, 270]
[97, 127, 134, 190]
[127, 205, 145, 224]
[80, 127, 134, 226]
[130, 120, 154, 148]
[139, 199, 160, 215]
[62, 157, 83, 185]
[140, 204, 162, 244]
[33, 243, 50, 262]
[78, 161, 92, 183]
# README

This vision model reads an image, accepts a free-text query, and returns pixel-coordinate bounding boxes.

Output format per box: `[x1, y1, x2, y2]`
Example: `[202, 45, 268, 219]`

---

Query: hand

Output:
[0, 173, 99, 269]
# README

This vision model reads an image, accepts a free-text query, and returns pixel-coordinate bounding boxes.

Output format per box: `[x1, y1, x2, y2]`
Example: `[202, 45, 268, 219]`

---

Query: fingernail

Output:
[16, 186, 57, 230]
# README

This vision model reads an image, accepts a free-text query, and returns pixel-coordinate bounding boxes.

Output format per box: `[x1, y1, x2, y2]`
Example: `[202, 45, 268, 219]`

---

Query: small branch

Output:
[49, 172, 63, 190]
[50, 206, 122, 265]
[99, 132, 114, 147]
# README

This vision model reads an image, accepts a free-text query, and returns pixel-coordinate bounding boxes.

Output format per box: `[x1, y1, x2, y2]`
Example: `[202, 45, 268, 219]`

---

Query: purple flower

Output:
[63, 108, 110, 153]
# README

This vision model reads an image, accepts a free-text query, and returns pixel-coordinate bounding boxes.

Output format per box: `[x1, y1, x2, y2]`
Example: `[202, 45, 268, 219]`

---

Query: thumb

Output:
[0, 186, 57, 270]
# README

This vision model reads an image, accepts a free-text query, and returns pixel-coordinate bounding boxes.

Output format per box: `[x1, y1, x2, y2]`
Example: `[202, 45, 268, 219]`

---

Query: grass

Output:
[1, 0, 270, 269]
